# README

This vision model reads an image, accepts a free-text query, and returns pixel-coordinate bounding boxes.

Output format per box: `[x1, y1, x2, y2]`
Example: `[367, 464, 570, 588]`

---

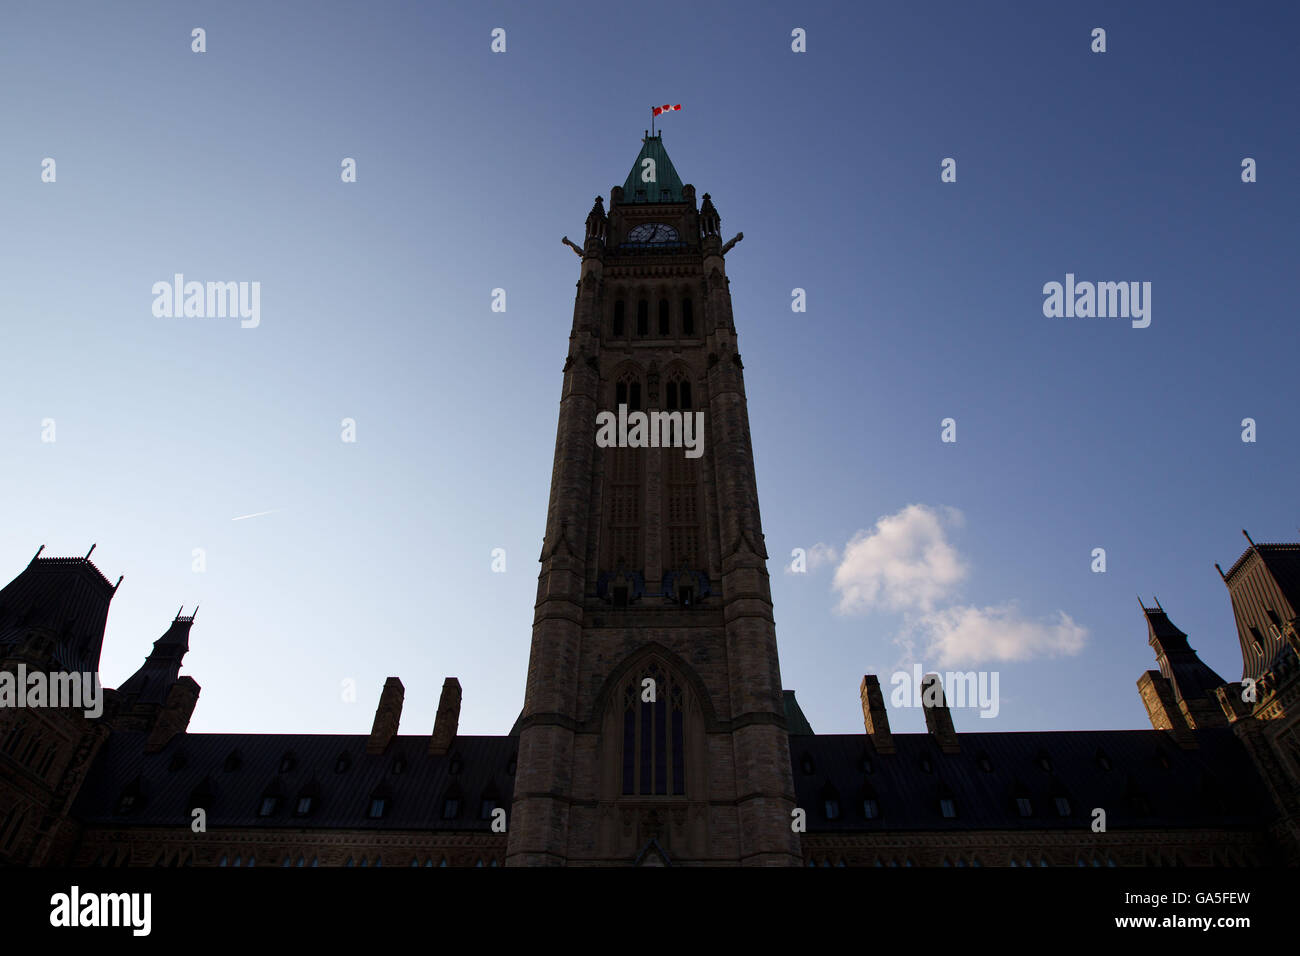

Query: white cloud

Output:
[832, 504, 967, 613]
[909, 603, 1088, 668]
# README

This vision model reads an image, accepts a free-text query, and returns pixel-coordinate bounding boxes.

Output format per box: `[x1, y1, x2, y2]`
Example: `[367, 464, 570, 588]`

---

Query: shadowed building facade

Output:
[1, 136, 1298, 867]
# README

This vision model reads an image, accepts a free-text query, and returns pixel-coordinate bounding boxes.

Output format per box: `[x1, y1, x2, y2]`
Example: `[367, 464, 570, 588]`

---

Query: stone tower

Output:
[505, 134, 802, 866]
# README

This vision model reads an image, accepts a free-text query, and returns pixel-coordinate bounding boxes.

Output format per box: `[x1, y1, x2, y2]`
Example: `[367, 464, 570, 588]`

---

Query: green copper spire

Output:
[620, 133, 684, 203]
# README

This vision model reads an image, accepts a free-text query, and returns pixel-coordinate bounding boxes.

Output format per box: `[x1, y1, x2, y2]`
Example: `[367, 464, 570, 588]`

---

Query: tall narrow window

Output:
[658, 299, 670, 335]
[636, 301, 648, 336]
[681, 298, 694, 334]
[622, 686, 636, 795]
[665, 381, 679, 410]
[622, 664, 686, 797]
[679, 381, 692, 409]
[671, 685, 685, 795]
[613, 300, 625, 337]
[605, 382, 643, 570]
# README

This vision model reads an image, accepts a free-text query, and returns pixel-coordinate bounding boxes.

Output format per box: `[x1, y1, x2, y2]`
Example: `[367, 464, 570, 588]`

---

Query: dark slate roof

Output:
[74, 732, 516, 830]
[116, 616, 194, 707]
[620, 133, 684, 203]
[1141, 604, 1226, 701]
[784, 691, 814, 735]
[0, 553, 117, 674]
[1224, 542, 1300, 595]
[789, 729, 1274, 833]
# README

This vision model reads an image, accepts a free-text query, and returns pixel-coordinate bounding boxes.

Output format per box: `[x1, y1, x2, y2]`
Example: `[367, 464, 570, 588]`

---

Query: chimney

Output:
[367, 677, 404, 755]
[859, 675, 894, 753]
[144, 677, 201, 754]
[429, 677, 462, 755]
[921, 674, 960, 753]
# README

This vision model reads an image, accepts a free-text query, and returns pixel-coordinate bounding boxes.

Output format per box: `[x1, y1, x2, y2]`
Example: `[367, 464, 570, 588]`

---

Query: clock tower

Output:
[505, 133, 802, 866]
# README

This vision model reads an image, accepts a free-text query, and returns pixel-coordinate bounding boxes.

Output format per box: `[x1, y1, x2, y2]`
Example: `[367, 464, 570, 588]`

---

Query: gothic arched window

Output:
[613, 300, 625, 337]
[636, 300, 649, 336]
[681, 298, 694, 335]
[658, 299, 670, 335]
[622, 663, 685, 797]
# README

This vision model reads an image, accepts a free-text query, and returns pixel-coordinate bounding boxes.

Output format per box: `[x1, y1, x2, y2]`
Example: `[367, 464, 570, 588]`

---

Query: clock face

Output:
[626, 222, 680, 244]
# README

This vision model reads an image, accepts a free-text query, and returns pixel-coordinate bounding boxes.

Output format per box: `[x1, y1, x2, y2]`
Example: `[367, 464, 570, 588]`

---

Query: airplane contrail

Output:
[231, 509, 280, 522]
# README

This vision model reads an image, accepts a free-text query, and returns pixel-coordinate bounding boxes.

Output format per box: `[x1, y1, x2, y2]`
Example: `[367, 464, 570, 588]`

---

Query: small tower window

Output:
[636, 301, 648, 336]
[613, 300, 625, 337]
[658, 299, 670, 335]
[681, 298, 694, 334]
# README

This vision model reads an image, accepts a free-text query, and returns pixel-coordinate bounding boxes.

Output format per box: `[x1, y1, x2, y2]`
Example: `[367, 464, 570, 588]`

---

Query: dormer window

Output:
[368, 797, 387, 819]
[1016, 797, 1033, 817]
[940, 798, 957, 818]
[258, 796, 279, 817]
[278, 753, 295, 774]
[295, 796, 314, 816]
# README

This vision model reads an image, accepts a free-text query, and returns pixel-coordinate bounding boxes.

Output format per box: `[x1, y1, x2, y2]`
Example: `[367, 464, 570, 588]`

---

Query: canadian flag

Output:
[653, 104, 682, 116]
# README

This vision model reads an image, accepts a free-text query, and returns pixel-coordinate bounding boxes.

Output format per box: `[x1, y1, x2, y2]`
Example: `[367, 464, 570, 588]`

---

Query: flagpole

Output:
[650, 106, 655, 137]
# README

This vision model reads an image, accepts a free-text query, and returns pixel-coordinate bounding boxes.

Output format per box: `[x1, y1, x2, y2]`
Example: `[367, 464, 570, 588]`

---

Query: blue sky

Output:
[1, 1, 1295, 739]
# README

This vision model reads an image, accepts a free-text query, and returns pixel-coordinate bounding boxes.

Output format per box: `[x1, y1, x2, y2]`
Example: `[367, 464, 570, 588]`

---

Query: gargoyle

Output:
[720, 231, 744, 256]
[561, 236, 584, 258]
